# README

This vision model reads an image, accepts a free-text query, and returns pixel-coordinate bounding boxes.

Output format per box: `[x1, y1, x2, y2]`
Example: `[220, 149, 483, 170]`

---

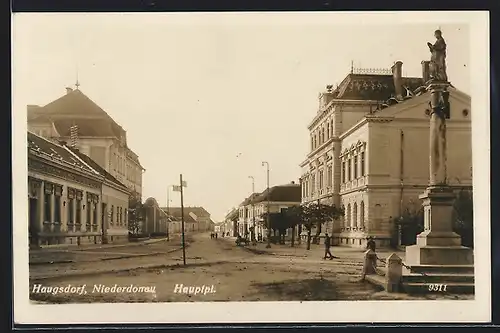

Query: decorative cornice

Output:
[28, 156, 102, 189]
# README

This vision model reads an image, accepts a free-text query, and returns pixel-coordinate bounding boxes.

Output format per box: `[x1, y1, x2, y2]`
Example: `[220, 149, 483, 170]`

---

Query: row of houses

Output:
[222, 182, 302, 240]
[27, 86, 213, 247]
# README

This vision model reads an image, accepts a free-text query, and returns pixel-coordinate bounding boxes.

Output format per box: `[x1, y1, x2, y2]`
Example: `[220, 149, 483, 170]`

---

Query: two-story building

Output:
[300, 61, 472, 248]
[27, 86, 145, 200]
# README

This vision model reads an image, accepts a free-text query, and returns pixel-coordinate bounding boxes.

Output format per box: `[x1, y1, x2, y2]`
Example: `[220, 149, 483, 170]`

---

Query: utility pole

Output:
[173, 176, 187, 265]
[262, 161, 271, 248]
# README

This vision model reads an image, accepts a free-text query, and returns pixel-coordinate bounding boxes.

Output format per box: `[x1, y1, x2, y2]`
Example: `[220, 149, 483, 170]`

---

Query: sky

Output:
[13, 13, 471, 222]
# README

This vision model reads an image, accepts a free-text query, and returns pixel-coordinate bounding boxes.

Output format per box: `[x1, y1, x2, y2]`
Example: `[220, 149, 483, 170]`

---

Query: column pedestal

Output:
[405, 185, 473, 268]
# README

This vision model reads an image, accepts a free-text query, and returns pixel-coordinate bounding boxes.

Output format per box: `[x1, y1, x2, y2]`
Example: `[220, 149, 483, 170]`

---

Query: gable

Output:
[378, 89, 471, 121]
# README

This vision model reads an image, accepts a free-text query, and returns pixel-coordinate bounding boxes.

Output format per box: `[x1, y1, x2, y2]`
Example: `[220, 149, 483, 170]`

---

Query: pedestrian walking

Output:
[323, 233, 336, 260]
[366, 236, 376, 252]
[215, 233, 218, 239]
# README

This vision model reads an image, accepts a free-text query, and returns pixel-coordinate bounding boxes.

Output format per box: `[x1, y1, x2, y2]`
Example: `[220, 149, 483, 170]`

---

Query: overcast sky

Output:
[13, 13, 472, 221]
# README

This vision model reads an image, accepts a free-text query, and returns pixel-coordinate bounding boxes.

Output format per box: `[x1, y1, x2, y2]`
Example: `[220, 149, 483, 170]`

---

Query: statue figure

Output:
[427, 30, 448, 82]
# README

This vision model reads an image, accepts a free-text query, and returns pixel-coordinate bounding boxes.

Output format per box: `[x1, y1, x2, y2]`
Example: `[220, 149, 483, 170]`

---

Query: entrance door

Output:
[29, 198, 38, 247]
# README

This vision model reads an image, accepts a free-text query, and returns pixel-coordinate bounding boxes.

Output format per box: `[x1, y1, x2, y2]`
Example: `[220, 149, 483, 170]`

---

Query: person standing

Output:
[323, 233, 335, 260]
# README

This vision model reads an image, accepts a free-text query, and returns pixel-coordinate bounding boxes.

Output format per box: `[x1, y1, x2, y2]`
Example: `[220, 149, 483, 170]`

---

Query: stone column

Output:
[405, 80, 473, 269]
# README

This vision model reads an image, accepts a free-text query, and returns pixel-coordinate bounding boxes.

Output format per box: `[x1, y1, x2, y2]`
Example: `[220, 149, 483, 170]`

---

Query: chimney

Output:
[421, 60, 431, 83]
[391, 61, 403, 100]
[69, 125, 79, 148]
[66, 87, 73, 95]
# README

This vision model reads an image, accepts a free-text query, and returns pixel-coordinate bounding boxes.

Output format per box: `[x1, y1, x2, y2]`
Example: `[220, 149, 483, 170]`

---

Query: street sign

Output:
[172, 185, 182, 192]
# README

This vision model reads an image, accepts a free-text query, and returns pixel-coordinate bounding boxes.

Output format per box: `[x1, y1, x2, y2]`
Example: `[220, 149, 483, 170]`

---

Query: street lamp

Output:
[261, 161, 271, 248]
[248, 175, 256, 242]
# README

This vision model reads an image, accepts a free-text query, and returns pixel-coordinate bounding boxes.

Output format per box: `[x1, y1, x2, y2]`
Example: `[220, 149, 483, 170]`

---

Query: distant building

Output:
[300, 61, 472, 248]
[28, 131, 129, 246]
[224, 208, 239, 237]
[160, 206, 213, 233]
[143, 198, 170, 235]
[236, 182, 301, 240]
[27, 87, 145, 200]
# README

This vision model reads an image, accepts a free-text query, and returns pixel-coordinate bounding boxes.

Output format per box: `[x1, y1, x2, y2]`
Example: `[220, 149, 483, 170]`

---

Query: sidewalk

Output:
[31, 234, 182, 253]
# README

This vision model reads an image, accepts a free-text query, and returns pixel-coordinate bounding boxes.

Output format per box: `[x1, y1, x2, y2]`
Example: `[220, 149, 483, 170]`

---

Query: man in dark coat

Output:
[323, 233, 335, 260]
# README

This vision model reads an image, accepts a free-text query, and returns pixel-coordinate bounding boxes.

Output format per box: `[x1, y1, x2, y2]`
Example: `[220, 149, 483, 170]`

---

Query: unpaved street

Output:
[29, 233, 473, 302]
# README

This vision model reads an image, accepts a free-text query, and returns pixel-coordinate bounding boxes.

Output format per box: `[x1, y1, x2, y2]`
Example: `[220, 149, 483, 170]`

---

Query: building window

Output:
[44, 192, 51, 222]
[361, 152, 366, 176]
[93, 203, 98, 226]
[342, 161, 346, 183]
[76, 198, 82, 224]
[311, 175, 316, 194]
[346, 204, 351, 228]
[353, 202, 358, 228]
[111, 205, 114, 224]
[360, 201, 365, 228]
[354, 155, 358, 179]
[327, 166, 333, 187]
[348, 158, 352, 181]
[68, 198, 74, 223]
[54, 195, 61, 223]
[86, 201, 91, 226]
[319, 170, 324, 190]
[326, 123, 330, 140]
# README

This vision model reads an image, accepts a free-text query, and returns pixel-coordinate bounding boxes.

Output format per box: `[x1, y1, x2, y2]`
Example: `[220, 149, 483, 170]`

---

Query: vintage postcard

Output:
[12, 11, 490, 325]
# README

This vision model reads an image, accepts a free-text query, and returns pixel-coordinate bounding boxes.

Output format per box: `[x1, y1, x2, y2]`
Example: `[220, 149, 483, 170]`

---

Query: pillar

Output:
[405, 81, 473, 269]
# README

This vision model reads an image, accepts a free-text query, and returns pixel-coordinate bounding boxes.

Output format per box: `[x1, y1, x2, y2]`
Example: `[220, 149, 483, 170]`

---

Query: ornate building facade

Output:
[28, 131, 130, 246]
[27, 87, 145, 200]
[300, 61, 472, 248]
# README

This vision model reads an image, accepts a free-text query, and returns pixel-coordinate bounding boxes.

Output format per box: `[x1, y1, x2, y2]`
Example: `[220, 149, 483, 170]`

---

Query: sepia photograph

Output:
[12, 11, 490, 324]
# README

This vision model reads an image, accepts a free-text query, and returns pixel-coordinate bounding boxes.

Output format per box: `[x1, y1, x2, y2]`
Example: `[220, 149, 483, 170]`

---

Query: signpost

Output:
[173, 175, 187, 265]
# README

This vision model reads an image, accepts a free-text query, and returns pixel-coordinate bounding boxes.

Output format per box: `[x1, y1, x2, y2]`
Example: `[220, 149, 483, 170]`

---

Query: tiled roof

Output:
[28, 89, 124, 139]
[28, 131, 99, 176]
[159, 207, 211, 223]
[239, 193, 261, 206]
[252, 184, 301, 204]
[68, 147, 129, 192]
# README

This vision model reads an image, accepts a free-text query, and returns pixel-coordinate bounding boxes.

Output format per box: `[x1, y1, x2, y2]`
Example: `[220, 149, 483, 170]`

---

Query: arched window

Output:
[360, 201, 365, 229]
[340, 205, 345, 228]
[353, 203, 358, 228]
[346, 204, 351, 229]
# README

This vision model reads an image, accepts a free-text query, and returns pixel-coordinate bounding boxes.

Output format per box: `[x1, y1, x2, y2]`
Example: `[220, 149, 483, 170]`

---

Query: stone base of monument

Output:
[400, 186, 475, 294]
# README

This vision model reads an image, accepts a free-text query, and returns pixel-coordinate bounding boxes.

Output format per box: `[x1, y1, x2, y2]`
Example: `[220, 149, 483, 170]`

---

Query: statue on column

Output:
[427, 30, 448, 82]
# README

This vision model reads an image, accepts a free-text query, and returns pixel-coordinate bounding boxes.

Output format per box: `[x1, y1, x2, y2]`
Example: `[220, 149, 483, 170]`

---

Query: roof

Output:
[252, 184, 301, 204]
[159, 207, 211, 223]
[29, 89, 125, 138]
[225, 208, 239, 220]
[333, 73, 424, 101]
[68, 147, 129, 193]
[28, 131, 99, 176]
[239, 193, 261, 206]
